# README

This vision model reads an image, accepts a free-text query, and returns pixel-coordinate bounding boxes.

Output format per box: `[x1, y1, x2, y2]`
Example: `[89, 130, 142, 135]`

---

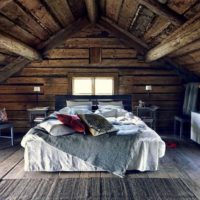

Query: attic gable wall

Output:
[0, 25, 183, 135]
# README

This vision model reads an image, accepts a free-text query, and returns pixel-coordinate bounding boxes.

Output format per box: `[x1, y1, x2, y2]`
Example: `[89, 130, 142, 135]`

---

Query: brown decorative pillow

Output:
[78, 114, 118, 136]
[0, 108, 8, 122]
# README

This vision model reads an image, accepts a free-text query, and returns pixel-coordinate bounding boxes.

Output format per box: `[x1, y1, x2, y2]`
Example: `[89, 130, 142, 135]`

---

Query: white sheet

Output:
[21, 112, 166, 173]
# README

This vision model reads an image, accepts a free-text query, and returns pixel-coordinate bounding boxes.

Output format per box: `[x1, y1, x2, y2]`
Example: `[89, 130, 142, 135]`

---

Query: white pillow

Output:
[38, 119, 75, 136]
[98, 101, 124, 109]
[66, 101, 92, 110]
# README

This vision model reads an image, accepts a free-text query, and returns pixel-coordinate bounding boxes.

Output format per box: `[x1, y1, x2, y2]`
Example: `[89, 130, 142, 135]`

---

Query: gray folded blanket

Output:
[26, 127, 139, 177]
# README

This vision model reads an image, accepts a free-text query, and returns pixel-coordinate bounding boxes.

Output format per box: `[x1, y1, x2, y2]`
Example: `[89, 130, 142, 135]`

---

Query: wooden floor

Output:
[0, 137, 200, 199]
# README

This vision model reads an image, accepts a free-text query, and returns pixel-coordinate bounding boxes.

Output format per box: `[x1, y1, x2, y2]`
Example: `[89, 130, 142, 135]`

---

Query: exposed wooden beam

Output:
[0, 32, 42, 61]
[0, 18, 90, 83]
[0, 57, 30, 83]
[39, 18, 90, 53]
[99, 17, 148, 54]
[84, 0, 98, 24]
[137, 0, 186, 26]
[146, 12, 200, 62]
[0, 0, 12, 9]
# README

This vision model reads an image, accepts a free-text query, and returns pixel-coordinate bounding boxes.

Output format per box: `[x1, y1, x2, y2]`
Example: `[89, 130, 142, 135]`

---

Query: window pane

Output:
[95, 77, 114, 95]
[72, 78, 92, 95]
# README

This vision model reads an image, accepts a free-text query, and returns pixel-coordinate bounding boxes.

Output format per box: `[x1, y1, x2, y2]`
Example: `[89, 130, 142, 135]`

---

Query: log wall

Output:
[0, 25, 184, 135]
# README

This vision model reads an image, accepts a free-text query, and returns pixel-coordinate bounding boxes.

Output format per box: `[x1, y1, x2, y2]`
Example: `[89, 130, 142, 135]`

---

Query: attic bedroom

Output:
[0, 0, 200, 199]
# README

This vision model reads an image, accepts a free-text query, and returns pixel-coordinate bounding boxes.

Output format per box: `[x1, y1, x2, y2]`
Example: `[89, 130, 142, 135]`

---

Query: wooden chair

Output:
[174, 115, 190, 139]
[0, 122, 14, 146]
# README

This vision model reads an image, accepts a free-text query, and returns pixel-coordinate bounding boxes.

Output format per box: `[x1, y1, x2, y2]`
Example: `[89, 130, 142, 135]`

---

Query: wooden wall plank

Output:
[45, 49, 89, 59]
[61, 38, 126, 48]
[102, 49, 137, 58]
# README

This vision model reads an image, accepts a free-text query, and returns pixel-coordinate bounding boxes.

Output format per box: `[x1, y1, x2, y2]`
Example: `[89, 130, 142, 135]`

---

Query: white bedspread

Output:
[21, 111, 166, 173]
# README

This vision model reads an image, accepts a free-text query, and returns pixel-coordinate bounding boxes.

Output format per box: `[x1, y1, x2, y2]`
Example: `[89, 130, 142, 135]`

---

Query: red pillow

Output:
[56, 114, 85, 133]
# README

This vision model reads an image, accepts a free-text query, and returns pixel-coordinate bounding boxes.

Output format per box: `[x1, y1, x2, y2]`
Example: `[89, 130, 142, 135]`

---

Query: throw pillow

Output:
[78, 114, 118, 136]
[0, 108, 8, 122]
[57, 114, 85, 133]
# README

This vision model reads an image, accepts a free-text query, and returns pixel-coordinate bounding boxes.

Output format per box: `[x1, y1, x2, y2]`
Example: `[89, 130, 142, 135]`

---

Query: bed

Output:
[21, 95, 165, 177]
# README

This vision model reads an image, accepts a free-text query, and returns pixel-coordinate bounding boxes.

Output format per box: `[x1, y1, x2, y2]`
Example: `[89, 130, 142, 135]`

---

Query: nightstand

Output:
[136, 106, 159, 130]
[27, 107, 49, 127]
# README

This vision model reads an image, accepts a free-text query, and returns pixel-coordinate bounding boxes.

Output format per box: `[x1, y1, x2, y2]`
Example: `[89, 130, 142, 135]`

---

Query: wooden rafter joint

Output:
[146, 12, 200, 62]
[137, 0, 186, 26]
[0, 32, 42, 61]
[84, 0, 98, 24]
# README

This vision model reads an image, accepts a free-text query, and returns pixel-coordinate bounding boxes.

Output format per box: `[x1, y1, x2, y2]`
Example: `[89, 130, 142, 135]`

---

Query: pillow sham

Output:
[98, 101, 124, 109]
[0, 108, 8, 122]
[39, 119, 75, 136]
[66, 101, 92, 110]
[57, 114, 85, 133]
[78, 114, 118, 136]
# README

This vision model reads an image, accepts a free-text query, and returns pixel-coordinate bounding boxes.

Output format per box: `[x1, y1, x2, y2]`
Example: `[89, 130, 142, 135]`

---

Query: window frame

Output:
[68, 73, 118, 95]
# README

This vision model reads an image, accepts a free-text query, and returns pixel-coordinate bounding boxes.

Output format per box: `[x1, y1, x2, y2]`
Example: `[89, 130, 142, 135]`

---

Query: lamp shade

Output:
[33, 86, 40, 92]
[145, 85, 152, 91]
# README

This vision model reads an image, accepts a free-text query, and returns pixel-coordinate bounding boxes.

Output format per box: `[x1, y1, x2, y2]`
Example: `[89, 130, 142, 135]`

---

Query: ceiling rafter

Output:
[99, 17, 148, 54]
[0, 18, 90, 83]
[136, 0, 186, 26]
[0, 0, 12, 9]
[99, 16, 200, 81]
[0, 57, 30, 83]
[0, 32, 42, 60]
[84, 0, 98, 24]
[146, 12, 200, 62]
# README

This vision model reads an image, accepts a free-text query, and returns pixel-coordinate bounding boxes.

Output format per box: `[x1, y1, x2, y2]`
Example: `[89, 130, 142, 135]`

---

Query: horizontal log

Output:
[0, 85, 44, 94]
[61, 38, 126, 48]
[119, 69, 177, 76]
[19, 67, 118, 76]
[30, 59, 156, 67]
[102, 49, 137, 58]
[119, 85, 183, 94]
[119, 76, 182, 85]
[6, 77, 68, 84]
[44, 84, 68, 95]
[45, 49, 89, 59]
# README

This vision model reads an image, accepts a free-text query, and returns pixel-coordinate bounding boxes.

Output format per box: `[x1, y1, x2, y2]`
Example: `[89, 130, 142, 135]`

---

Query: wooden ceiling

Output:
[0, 0, 200, 80]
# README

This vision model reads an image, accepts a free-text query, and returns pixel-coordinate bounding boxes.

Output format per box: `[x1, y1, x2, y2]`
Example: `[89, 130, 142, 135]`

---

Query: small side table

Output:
[136, 106, 159, 130]
[27, 107, 49, 127]
[0, 122, 14, 146]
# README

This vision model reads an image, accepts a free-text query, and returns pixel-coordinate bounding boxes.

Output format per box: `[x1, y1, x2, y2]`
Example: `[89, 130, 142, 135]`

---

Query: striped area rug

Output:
[0, 178, 197, 200]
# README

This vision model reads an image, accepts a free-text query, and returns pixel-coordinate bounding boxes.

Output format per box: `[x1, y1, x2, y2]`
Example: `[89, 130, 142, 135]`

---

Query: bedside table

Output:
[136, 106, 159, 130]
[27, 107, 49, 127]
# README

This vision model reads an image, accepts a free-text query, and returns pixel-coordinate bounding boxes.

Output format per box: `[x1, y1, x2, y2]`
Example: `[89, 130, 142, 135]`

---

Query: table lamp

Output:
[145, 85, 152, 105]
[33, 86, 40, 107]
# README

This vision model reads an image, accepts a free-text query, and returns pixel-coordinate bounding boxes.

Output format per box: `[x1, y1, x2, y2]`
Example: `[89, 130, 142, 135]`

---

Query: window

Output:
[72, 77, 114, 95]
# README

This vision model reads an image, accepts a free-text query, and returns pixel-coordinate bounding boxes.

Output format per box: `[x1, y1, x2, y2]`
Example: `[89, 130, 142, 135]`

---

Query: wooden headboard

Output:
[55, 95, 132, 112]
